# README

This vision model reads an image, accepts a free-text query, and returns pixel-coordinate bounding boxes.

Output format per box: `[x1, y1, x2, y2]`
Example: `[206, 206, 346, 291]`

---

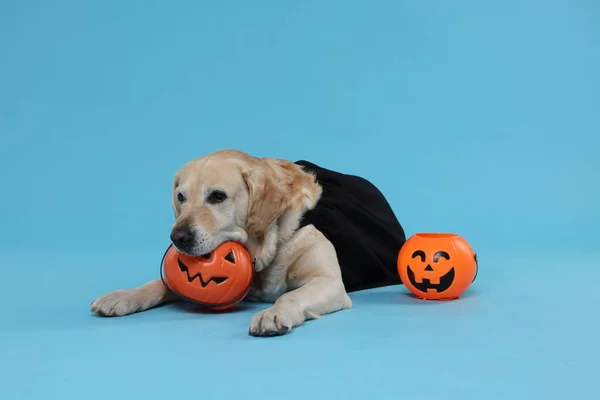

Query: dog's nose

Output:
[170, 228, 192, 247]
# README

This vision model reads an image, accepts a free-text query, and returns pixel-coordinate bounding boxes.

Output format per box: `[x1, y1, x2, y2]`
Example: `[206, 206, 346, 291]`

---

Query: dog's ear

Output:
[242, 158, 322, 237]
[242, 163, 289, 237]
[172, 173, 181, 218]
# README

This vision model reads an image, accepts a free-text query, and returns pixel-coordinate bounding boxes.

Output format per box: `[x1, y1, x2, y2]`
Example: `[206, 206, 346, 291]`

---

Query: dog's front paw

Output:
[91, 289, 144, 317]
[249, 306, 295, 337]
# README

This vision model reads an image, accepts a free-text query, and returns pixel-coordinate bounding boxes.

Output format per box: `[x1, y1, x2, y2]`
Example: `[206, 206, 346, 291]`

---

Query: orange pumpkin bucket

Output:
[160, 241, 254, 311]
[397, 233, 477, 300]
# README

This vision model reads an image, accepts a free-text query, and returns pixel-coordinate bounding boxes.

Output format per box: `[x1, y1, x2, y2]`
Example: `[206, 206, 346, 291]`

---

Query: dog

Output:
[91, 150, 406, 336]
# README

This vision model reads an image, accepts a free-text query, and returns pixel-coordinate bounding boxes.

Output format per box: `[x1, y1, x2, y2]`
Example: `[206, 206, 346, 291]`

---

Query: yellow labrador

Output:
[91, 149, 406, 336]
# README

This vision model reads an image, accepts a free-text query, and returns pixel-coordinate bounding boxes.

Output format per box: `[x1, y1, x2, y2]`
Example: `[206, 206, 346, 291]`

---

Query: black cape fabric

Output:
[295, 160, 407, 292]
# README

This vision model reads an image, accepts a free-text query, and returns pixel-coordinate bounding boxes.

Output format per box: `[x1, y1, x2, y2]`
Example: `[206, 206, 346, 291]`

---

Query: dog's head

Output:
[170, 150, 321, 261]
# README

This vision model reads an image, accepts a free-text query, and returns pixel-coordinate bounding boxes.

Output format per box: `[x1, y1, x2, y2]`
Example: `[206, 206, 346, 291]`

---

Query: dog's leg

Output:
[91, 279, 178, 317]
[248, 226, 353, 337]
[248, 275, 351, 337]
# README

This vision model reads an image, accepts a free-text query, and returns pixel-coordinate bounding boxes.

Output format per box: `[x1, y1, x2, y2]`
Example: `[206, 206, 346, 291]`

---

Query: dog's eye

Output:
[177, 193, 186, 203]
[207, 190, 227, 204]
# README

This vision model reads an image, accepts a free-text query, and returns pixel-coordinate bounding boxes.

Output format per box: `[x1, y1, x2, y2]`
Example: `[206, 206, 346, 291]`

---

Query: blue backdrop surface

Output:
[1, 1, 599, 399]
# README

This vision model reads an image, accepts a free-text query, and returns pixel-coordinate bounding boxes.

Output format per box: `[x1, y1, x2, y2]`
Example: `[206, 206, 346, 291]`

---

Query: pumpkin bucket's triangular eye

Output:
[177, 259, 188, 272]
[224, 250, 235, 263]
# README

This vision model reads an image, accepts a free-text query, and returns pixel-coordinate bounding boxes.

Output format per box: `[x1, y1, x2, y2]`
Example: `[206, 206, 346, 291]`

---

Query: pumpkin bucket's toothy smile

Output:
[177, 259, 228, 287]
[406, 265, 455, 293]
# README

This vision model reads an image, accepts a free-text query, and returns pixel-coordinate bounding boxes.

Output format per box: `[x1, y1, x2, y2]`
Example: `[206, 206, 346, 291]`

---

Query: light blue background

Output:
[1, 1, 598, 399]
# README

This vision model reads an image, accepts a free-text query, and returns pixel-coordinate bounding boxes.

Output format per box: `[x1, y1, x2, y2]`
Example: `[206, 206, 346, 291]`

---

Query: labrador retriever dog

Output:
[91, 149, 406, 336]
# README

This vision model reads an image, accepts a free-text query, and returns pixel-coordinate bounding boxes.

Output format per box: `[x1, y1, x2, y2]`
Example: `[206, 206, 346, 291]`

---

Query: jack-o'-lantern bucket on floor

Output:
[397, 233, 477, 300]
[160, 241, 254, 311]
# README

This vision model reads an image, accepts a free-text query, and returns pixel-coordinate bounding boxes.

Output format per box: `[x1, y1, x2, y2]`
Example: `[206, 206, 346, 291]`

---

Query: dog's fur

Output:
[91, 150, 353, 336]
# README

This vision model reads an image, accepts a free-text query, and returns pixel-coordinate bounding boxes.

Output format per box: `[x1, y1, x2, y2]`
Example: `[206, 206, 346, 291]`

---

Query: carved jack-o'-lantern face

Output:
[397, 233, 477, 300]
[161, 241, 254, 310]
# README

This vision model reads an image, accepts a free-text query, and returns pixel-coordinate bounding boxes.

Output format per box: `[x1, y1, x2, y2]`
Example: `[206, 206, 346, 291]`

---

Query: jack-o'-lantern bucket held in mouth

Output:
[160, 241, 254, 311]
[397, 233, 478, 300]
